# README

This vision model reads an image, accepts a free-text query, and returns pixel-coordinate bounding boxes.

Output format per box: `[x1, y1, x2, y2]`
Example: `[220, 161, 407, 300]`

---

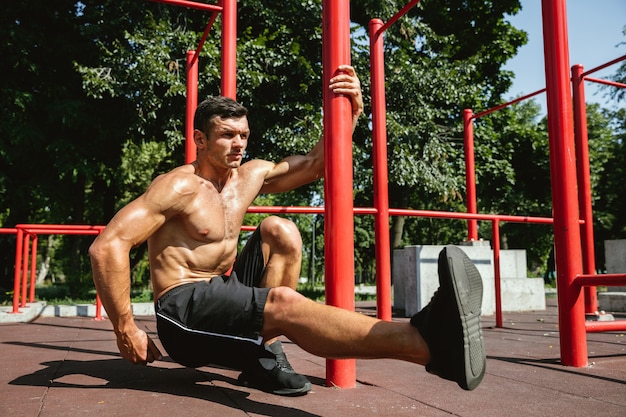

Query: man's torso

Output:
[148, 162, 267, 299]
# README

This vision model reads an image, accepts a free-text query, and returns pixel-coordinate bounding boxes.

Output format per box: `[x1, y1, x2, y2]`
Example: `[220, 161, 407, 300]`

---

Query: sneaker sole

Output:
[272, 382, 312, 396]
[440, 245, 486, 390]
[238, 373, 312, 397]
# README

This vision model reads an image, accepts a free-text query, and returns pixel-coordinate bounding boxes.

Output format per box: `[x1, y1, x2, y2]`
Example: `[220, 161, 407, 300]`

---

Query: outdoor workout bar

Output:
[368, 0, 423, 326]
[321, 0, 356, 389]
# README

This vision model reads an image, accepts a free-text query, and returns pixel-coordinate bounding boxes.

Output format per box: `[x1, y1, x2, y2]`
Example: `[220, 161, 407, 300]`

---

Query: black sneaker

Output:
[238, 341, 312, 396]
[410, 245, 486, 390]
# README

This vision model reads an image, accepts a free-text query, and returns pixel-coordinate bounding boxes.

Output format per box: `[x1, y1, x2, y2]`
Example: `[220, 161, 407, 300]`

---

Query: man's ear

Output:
[193, 129, 206, 148]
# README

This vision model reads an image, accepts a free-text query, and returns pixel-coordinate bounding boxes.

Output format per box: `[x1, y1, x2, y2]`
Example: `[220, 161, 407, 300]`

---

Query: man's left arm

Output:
[260, 65, 363, 194]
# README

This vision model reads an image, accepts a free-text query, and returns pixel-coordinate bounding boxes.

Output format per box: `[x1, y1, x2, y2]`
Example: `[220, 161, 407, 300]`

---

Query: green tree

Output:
[593, 106, 626, 269]
[349, 0, 527, 273]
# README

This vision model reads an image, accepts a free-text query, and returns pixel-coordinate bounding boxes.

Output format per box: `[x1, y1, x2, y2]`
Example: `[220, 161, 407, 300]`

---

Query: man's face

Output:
[203, 116, 250, 169]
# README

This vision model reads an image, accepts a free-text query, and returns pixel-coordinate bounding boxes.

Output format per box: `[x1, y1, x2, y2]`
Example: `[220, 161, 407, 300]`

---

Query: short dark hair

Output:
[193, 96, 248, 132]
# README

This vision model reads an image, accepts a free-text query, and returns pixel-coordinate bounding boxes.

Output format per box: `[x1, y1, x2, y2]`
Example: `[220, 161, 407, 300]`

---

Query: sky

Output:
[502, 0, 626, 114]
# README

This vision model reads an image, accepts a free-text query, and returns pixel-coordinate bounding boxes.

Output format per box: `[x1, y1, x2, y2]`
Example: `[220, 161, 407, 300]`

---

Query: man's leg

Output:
[234, 216, 311, 395]
[261, 245, 486, 391]
[256, 215, 303, 289]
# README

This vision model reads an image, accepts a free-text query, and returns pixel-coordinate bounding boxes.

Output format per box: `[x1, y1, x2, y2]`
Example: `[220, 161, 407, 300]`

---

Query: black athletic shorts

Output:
[155, 227, 274, 370]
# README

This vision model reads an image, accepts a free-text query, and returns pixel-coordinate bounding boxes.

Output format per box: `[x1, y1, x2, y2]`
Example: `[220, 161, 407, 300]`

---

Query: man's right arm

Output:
[89, 174, 186, 364]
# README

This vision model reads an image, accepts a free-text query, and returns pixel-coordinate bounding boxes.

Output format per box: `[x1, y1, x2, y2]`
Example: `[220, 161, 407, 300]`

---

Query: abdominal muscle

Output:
[148, 220, 240, 300]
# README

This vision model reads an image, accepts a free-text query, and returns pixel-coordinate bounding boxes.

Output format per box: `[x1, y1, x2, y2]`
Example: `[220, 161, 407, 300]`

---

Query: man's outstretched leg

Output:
[261, 245, 486, 391]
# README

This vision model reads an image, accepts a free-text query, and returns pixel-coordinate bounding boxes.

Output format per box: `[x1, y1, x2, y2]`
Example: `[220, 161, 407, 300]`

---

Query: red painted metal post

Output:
[11, 228, 24, 313]
[322, 0, 356, 388]
[29, 234, 38, 303]
[492, 220, 503, 328]
[95, 294, 104, 320]
[20, 233, 30, 307]
[95, 227, 105, 320]
[541, 0, 587, 367]
[463, 109, 478, 241]
[185, 50, 198, 164]
[369, 18, 392, 321]
[221, 0, 237, 99]
[571, 64, 598, 314]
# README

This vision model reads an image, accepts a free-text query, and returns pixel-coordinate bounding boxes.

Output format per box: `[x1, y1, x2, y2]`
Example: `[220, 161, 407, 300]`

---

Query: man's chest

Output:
[183, 181, 258, 241]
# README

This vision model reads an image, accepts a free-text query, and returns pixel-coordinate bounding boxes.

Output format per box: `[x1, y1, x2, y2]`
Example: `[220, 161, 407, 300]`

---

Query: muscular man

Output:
[90, 65, 486, 396]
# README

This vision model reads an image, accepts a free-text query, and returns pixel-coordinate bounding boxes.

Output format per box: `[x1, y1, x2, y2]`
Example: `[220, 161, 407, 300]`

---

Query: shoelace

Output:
[275, 352, 295, 373]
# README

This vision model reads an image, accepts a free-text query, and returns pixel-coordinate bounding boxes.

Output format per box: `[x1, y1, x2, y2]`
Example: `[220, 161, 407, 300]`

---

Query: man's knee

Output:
[264, 286, 306, 326]
[260, 216, 302, 254]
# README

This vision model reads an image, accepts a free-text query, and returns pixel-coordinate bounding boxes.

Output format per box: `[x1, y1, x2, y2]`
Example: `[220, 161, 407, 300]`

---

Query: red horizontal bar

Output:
[247, 206, 325, 214]
[581, 54, 626, 77]
[148, 0, 222, 13]
[586, 319, 626, 333]
[8, 207, 556, 236]
[388, 208, 554, 224]
[584, 77, 626, 89]
[22, 229, 102, 235]
[575, 273, 626, 287]
[376, 0, 421, 37]
[473, 88, 547, 120]
[247, 206, 555, 225]
[16, 224, 105, 230]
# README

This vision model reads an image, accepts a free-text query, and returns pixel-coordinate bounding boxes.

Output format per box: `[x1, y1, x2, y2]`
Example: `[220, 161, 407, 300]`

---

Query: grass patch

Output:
[0, 285, 155, 306]
[297, 284, 377, 302]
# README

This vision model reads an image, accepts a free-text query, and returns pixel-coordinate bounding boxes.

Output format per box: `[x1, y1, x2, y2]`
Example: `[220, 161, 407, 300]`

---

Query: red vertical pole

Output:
[492, 220, 503, 328]
[20, 233, 30, 307]
[541, 0, 587, 367]
[29, 234, 38, 303]
[12, 227, 24, 313]
[369, 18, 392, 321]
[95, 294, 104, 320]
[322, 0, 356, 388]
[571, 64, 598, 314]
[463, 109, 478, 241]
[221, 0, 237, 99]
[94, 231, 104, 320]
[185, 50, 198, 164]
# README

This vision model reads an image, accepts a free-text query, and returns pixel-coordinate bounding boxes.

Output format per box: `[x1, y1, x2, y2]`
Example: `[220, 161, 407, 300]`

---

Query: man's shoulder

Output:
[147, 164, 199, 197]
[239, 158, 274, 177]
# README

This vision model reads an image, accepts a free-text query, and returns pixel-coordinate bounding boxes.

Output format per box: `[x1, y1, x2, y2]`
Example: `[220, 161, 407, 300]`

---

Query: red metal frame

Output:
[368, 1, 424, 326]
[10, 225, 105, 317]
[463, 109, 478, 241]
[571, 63, 598, 314]
[369, 18, 392, 322]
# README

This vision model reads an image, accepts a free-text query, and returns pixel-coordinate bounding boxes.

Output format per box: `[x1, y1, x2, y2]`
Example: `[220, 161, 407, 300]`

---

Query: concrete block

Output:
[499, 250, 527, 278]
[605, 240, 626, 292]
[598, 292, 626, 312]
[55, 305, 78, 317]
[392, 245, 548, 317]
[393, 245, 496, 316]
[132, 303, 155, 316]
[501, 277, 546, 311]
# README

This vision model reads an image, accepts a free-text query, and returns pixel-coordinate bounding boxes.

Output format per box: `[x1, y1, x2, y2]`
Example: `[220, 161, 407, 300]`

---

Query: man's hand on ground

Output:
[116, 327, 163, 365]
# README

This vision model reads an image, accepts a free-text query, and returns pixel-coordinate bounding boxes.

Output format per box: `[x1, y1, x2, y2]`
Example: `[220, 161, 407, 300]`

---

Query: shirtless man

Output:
[89, 65, 486, 396]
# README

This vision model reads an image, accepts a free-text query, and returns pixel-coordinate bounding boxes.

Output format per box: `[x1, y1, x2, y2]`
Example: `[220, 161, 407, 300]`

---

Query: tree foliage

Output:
[0, 1, 624, 297]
